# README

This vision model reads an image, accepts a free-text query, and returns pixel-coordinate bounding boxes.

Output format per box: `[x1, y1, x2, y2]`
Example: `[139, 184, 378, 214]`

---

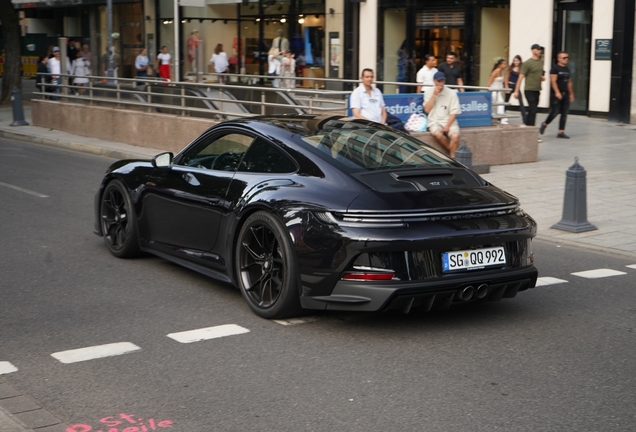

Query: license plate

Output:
[442, 246, 506, 272]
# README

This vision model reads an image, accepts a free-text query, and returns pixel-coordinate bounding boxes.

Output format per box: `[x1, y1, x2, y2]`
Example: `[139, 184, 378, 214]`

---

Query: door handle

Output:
[183, 172, 201, 186]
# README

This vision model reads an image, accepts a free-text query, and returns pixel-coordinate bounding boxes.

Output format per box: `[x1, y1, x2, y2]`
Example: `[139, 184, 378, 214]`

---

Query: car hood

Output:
[346, 168, 518, 212]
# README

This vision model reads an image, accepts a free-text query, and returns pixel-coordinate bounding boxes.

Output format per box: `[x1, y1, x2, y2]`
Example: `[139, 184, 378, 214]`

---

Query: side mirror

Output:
[152, 152, 173, 168]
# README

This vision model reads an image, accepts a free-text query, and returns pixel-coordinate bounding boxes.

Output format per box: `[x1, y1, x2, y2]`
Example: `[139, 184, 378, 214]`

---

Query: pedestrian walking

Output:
[423, 72, 462, 158]
[156, 46, 171, 80]
[47, 47, 64, 100]
[505, 55, 527, 123]
[539, 51, 575, 139]
[36, 55, 50, 96]
[209, 44, 229, 83]
[280, 50, 296, 89]
[350, 68, 387, 125]
[513, 44, 545, 127]
[135, 48, 150, 86]
[436, 52, 465, 91]
[70, 51, 90, 95]
[267, 47, 281, 88]
[487, 59, 508, 124]
[416, 54, 438, 93]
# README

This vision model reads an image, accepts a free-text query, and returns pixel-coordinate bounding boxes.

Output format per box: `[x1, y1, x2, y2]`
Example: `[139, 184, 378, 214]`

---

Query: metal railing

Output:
[34, 72, 515, 122]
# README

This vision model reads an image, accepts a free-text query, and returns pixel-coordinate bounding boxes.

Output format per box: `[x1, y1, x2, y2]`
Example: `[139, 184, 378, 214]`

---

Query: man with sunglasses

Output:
[539, 51, 575, 139]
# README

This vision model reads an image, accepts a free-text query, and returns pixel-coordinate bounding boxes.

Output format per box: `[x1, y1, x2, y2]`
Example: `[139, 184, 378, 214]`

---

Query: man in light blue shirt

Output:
[135, 48, 149, 86]
[350, 68, 387, 125]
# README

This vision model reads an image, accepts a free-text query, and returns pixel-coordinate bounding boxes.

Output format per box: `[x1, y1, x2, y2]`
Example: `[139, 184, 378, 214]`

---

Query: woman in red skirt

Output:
[156, 46, 171, 80]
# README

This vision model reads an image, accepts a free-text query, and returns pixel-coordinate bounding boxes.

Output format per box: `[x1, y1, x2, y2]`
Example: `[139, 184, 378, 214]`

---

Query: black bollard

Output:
[454, 141, 472, 168]
[551, 157, 597, 233]
[10, 87, 29, 126]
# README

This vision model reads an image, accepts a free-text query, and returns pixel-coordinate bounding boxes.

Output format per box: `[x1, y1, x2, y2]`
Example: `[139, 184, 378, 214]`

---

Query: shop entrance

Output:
[414, 27, 464, 69]
[556, 2, 592, 114]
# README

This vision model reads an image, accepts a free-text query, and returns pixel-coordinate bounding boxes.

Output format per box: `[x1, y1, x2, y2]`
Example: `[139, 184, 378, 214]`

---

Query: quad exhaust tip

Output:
[458, 284, 490, 301]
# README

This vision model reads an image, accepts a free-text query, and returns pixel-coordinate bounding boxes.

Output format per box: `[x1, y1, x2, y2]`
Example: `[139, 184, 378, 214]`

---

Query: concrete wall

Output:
[31, 100, 537, 166]
[32, 101, 216, 154]
[383, 10, 406, 94]
[509, 0, 553, 109]
[413, 126, 539, 166]
[590, 2, 614, 114]
[358, 0, 378, 75]
[480, 8, 510, 87]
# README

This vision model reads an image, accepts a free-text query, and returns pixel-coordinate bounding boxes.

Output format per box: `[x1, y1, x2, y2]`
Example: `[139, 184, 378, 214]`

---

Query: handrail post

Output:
[147, 85, 152, 113]
[89, 78, 93, 106]
[181, 86, 186, 116]
[309, 96, 313, 115]
[219, 87, 224, 112]
[116, 79, 121, 109]
[261, 92, 266, 115]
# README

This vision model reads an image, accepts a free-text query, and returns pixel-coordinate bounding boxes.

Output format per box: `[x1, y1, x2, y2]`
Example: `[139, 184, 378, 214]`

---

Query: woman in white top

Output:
[267, 47, 281, 88]
[156, 46, 171, 80]
[487, 58, 508, 124]
[71, 51, 90, 94]
[280, 50, 296, 89]
[209, 43, 229, 83]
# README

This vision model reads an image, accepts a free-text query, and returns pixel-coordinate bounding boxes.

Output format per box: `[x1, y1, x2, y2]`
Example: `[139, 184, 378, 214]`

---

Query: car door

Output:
[140, 130, 254, 258]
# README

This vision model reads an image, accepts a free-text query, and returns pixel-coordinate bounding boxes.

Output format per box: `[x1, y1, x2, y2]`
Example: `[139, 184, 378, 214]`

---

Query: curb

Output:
[0, 129, 153, 161]
[0, 378, 67, 431]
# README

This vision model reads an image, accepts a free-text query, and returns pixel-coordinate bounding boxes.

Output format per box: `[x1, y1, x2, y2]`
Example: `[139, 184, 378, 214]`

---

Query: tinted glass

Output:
[178, 133, 254, 172]
[300, 124, 455, 172]
[239, 138, 297, 174]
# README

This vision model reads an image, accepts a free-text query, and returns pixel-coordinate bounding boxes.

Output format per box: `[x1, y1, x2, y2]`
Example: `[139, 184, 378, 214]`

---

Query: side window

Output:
[238, 138, 297, 174]
[178, 133, 254, 171]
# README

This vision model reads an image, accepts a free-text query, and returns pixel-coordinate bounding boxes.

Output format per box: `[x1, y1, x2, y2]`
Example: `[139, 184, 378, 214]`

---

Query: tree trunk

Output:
[0, 0, 22, 104]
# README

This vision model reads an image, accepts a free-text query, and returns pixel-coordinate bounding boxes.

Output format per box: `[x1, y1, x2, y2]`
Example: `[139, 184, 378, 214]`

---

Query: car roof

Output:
[222, 115, 389, 137]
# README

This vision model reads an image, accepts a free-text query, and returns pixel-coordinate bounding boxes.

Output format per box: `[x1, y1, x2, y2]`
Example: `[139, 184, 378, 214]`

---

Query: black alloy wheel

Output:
[236, 211, 301, 319]
[100, 180, 140, 258]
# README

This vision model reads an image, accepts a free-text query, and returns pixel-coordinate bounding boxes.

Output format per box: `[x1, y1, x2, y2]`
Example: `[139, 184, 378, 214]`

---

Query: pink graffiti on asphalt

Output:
[66, 413, 173, 432]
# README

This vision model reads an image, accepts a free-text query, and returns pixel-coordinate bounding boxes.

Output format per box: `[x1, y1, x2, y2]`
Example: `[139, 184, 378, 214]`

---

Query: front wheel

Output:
[236, 211, 302, 319]
[100, 180, 140, 258]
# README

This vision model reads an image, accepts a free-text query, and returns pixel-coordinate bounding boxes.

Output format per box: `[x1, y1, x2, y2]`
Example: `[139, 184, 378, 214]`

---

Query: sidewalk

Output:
[1, 105, 636, 259]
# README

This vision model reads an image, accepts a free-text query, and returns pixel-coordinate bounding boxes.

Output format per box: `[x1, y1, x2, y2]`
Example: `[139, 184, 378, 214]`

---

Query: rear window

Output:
[300, 126, 455, 172]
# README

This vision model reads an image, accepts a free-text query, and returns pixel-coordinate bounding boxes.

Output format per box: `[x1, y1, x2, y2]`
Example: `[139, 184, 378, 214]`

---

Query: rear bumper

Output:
[300, 265, 538, 312]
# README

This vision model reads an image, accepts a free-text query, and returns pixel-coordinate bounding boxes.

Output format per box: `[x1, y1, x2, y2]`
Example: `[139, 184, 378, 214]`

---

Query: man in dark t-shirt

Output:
[539, 51, 574, 138]
[436, 52, 465, 92]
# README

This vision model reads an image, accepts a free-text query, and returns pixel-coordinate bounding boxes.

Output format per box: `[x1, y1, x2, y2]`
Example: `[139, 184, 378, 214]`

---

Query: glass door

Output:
[557, 3, 592, 113]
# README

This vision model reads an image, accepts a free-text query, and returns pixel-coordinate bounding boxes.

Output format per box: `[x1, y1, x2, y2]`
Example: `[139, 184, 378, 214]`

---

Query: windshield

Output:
[300, 124, 456, 172]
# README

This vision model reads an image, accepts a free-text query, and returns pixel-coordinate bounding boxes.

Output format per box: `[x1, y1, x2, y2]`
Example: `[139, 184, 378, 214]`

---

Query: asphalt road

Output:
[1, 137, 635, 432]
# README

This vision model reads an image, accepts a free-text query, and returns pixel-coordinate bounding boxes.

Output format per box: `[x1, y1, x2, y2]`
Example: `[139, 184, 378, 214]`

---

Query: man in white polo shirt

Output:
[424, 71, 462, 158]
[350, 68, 387, 125]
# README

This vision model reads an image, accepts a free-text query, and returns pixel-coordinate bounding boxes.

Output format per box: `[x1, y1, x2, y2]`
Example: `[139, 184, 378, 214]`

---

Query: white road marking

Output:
[273, 317, 320, 326]
[535, 277, 569, 287]
[626, 264, 636, 270]
[51, 342, 141, 364]
[571, 268, 627, 279]
[167, 324, 250, 343]
[0, 181, 49, 198]
[0, 361, 18, 375]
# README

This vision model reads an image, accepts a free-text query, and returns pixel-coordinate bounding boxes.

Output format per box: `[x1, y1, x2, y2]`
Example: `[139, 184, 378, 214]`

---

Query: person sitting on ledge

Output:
[423, 71, 461, 158]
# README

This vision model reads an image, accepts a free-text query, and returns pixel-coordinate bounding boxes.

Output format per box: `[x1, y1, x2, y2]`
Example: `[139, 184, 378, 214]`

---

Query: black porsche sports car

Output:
[94, 115, 538, 319]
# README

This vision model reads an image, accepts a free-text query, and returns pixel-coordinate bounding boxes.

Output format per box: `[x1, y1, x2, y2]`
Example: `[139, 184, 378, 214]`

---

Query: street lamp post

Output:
[174, 0, 180, 82]
[107, 0, 114, 79]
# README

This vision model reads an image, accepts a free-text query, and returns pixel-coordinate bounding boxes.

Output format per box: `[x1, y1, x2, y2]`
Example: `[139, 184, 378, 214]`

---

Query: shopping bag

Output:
[404, 113, 427, 132]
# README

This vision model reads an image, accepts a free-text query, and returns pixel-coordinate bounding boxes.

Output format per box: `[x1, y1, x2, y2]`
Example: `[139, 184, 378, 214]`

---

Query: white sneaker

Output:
[501, 118, 509, 125]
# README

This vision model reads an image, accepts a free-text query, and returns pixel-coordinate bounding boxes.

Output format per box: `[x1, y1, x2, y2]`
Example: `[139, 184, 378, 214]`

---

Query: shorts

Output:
[428, 121, 460, 136]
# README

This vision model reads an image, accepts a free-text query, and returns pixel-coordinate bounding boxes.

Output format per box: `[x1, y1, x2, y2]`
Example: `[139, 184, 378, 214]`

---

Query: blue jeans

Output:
[50, 77, 61, 100]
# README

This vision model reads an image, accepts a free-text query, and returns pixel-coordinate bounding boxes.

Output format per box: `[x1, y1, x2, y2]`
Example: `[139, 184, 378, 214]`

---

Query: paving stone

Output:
[0, 396, 41, 414]
[14, 410, 61, 430]
[0, 383, 22, 400]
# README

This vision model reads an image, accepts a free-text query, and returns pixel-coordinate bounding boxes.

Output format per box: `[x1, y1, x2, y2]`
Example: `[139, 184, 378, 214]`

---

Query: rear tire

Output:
[236, 211, 302, 319]
[100, 180, 140, 258]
